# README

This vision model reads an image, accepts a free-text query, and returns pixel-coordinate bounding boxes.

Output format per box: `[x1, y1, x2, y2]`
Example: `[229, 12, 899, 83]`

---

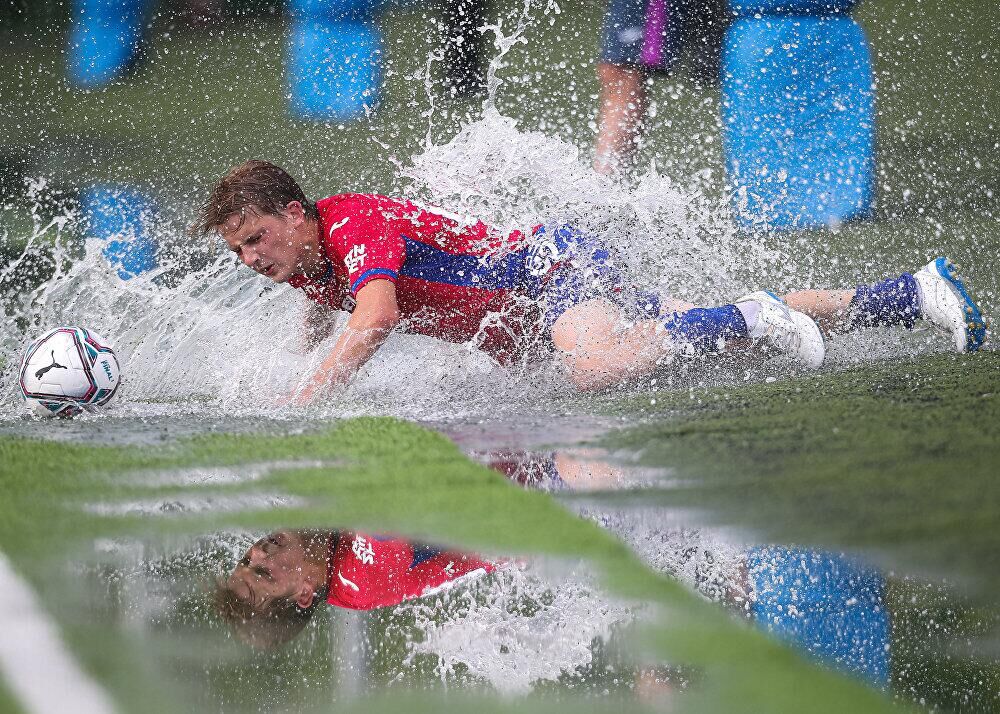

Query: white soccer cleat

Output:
[913, 257, 987, 353]
[737, 290, 826, 369]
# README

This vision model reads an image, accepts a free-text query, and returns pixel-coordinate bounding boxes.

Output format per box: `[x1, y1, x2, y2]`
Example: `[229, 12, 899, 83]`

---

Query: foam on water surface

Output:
[84, 492, 306, 518]
[403, 562, 634, 695]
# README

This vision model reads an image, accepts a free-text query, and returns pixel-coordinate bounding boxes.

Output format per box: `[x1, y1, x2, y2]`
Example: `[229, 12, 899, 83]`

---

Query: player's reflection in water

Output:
[215, 529, 494, 650]
[478, 449, 890, 688]
[216, 450, 888, 689]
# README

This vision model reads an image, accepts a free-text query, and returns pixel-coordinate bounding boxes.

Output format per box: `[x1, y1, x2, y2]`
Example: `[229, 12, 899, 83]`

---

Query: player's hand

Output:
[273, 390, 301, 409]
[275, 383, 319, 408]
[289, 378, 321, 407]
[279, 367, 345, 407]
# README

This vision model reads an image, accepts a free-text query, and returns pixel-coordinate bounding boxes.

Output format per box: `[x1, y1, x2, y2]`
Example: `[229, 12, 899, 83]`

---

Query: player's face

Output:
[227, 530, 311, 608]
[219, 204, 317, 284]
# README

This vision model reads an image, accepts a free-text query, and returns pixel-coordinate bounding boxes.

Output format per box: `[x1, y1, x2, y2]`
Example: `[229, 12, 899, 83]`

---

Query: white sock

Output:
[735, 300, 761, 333]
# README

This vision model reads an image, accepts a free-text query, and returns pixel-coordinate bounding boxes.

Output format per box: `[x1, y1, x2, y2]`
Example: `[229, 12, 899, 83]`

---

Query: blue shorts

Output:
[525, 225, 663, 330]
[601, 0, 682, 72]
[600, 0, 725, 74]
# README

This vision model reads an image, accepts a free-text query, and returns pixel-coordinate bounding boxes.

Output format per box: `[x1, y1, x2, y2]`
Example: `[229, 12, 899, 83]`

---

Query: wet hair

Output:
[191, 160, 319, 237]
[212, 529, 334, 650]
[212, 577, 323, 651]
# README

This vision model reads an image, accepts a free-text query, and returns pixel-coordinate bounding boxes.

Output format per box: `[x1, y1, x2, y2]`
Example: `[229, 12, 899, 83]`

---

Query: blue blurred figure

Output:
[747, 546, 890, 686]
[67, 0, 487, 119]
[81, 184, 159, 280]
[287, 0, 385, 119]
[67, 0, 151, 87]
[722, 0, 876, 229]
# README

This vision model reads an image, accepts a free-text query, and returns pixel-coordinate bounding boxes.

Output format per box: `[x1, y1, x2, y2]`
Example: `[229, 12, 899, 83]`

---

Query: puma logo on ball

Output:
[34, 351, 68, 380]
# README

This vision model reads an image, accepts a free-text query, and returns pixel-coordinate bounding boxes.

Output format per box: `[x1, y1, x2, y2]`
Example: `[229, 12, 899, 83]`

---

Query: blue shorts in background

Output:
[600, 0, 727, 76]
[748, 547, 891, 686]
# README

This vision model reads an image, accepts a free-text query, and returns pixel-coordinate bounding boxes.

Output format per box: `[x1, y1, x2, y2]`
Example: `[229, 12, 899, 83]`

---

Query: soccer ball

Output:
[18, 327, 121, 417]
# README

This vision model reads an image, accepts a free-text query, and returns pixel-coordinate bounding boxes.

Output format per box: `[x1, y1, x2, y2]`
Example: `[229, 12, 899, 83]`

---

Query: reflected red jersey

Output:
[325, 531, 495, 611]
[288, 194, 541, 364]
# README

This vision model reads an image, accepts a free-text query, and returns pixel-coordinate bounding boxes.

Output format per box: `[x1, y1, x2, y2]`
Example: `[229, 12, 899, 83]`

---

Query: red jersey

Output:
[288, 194, 545, 364]
[326, 530, 495, 611]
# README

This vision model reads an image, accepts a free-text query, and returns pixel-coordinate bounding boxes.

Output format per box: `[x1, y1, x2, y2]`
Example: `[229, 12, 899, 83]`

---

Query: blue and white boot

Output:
[913, 258, 988, 352]
[736, 291, 826, 369]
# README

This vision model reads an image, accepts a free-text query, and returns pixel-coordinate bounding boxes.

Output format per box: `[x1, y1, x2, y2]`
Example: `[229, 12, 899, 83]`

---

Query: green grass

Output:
[0, 418, 900, 714]
[602, 352, 1000, 598]
[886, 578, 1000, 712]
[596, 351, 1000, 711]
[0, 678, 24, 714]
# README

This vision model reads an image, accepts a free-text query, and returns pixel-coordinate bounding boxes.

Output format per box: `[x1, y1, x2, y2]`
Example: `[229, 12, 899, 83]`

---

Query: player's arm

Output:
[294, 280, 400, 402]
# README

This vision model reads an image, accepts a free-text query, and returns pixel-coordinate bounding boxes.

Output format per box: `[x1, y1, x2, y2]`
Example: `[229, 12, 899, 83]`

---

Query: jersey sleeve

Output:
[328, 200, 406, 297]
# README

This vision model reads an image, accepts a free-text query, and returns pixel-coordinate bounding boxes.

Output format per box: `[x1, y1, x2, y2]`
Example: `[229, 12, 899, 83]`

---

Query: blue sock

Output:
[663, 305, 748, 353]
[849, 273, 920, 329]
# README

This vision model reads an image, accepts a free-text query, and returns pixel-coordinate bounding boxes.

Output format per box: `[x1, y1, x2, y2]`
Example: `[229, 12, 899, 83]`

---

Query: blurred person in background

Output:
[67, 0, 487, 114]
[594, 0, 877, 231]
[593, 0, 728, 176]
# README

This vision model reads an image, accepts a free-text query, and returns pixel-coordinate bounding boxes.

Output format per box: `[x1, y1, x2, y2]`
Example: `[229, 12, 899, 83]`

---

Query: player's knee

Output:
[552, 328, 612, 391]
[553, 336, 617, 391]
[551, 300, 619, 353]
[550, 300, 630, 391]
[550, 318, 579, 355]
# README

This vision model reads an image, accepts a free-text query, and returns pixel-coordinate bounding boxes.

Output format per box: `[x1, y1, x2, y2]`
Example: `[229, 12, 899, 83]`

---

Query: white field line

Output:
[0, 552, 116, 714]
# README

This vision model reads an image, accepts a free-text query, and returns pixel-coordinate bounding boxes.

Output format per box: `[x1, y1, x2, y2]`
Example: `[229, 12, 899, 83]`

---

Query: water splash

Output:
[1, 0, 992, 425]
[403, 562, 633, 696]
[403, 109, 752, 305]
[0, 123, 980, 427]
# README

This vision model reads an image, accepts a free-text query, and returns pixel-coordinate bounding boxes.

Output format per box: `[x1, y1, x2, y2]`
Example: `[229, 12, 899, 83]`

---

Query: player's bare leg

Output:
[783, 290, 855, 333]
[548, 259, 989, 392]
[784, 259, 987, 352]
[551, 299, 670, 391]
[550, 293, 825, 391]
[593, 63, 648, 176]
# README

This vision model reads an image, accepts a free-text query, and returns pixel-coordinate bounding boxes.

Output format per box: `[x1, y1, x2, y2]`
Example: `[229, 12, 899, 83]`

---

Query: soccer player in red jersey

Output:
[215, 529, 495, 649]
[192, 161, 986, 402]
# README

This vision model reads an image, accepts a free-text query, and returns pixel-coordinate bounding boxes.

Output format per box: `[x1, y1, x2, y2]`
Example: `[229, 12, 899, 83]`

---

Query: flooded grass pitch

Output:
[0, 419, 901, 713]
[1, 0, 999, 711]
[603, 352, 1000, 601]
[0, 354, 997, 712]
